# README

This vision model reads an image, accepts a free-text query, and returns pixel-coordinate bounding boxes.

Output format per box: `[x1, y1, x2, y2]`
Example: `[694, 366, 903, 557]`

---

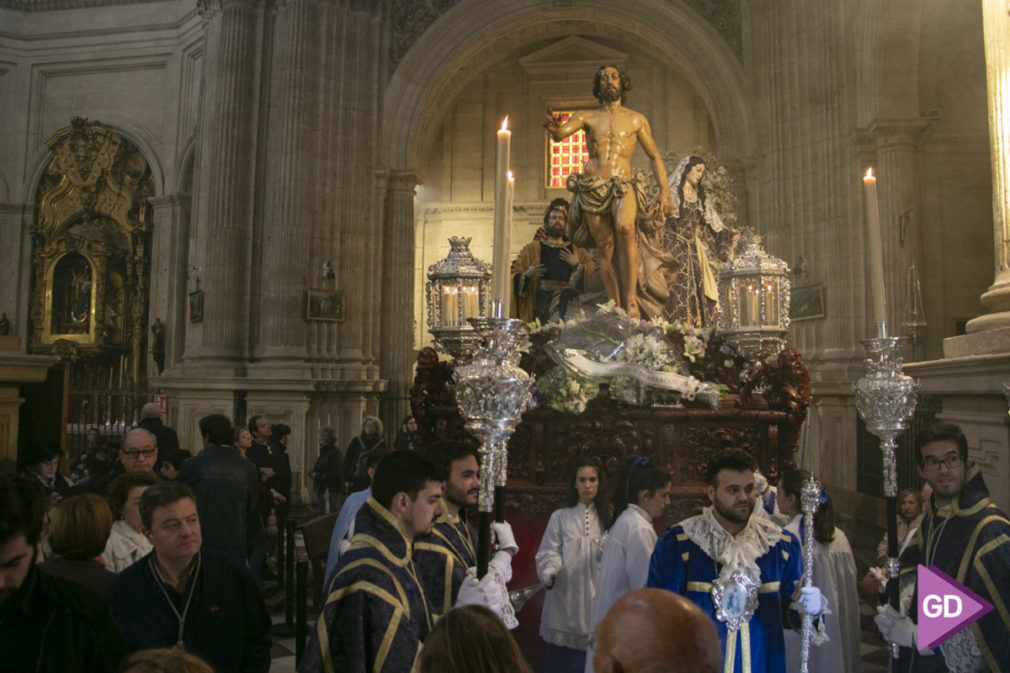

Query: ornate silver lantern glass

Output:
[426, 236, 492, 360]
[718, 233, 791, 361]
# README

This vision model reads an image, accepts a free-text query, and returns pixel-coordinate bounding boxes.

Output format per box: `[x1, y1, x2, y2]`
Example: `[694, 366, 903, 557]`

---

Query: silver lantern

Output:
[426, 236, 492, 360]
[718, 233, 791, 361]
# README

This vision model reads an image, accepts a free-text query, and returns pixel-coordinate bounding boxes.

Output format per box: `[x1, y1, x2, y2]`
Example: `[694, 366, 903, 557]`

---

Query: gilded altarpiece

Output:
[29, 118, 154, 401]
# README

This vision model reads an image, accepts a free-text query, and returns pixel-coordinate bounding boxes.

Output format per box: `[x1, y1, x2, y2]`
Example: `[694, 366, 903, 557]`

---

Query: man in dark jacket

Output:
[179, 413, 261, 564]
[0, 474, 127, 672]
[108, 480, 272, 673]
[311, 427, 343, 515]
[137, 402, 180, 456]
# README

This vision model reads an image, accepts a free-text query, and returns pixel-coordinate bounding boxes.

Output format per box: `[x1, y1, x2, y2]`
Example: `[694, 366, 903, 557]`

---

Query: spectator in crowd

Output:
[76, 427, 159, 496]
[73, 426, 114, 480]
[0, 474, 128, 671]
[157, 449, 191, 481]
[20, 440, 72, 505]
[393, 415, 424, 452]
[39, 492, 116, 595]
[234, 426, 253, 460]
[108, 481, 272, 673]
[103, 471, 159, 572]
[418, 605, 532, 673]
[311, 427, 343, 515]
[137, 402, 180, 457]
[179, 414, 261, 565]
[591, 588, 721, 673]
[343, 415, 386, 492]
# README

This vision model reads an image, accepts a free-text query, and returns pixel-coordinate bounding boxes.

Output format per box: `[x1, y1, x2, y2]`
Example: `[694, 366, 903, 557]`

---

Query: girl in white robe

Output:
[584, 456, 672, 673]
[536, 460, 610, 673]
[778, 469, 861, 673]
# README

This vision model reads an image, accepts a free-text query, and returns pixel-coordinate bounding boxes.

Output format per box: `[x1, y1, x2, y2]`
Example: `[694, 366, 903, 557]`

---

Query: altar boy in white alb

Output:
[647, 450, 824, 673]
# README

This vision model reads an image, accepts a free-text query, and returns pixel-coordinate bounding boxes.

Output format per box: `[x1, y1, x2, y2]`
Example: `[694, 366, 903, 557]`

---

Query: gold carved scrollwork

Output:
[30, 118, 153, 373]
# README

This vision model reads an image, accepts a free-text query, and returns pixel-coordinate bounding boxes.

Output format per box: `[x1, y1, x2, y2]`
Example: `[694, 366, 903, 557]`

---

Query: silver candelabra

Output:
[454, 315, 533, 513]
[853, 323, 917, 659]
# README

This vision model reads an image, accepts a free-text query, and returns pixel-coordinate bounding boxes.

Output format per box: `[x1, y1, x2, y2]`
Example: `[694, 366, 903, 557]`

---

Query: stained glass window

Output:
[546, 111, 590, 188]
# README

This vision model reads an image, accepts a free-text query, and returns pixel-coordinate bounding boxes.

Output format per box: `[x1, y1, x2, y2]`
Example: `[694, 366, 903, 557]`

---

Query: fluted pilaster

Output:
[148, 194, 191, 374]
[379, 169, 417, 429]
[968, 0, 1010, 333]
[184, 0, 263, 368]
[254, 0, 318, 364]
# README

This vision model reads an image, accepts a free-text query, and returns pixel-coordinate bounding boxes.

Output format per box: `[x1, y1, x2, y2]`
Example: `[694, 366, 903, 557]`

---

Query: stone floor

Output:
[266, 512, 894, 672]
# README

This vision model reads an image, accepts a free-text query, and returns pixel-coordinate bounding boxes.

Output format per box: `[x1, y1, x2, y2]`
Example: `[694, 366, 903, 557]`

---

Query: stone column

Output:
[963, 0, 1010, 346]
[252, 0, 316, 369]
[183, 0, 264, 371]
[379, 170, 418, 430]
[870, 122, 926, 333]
[147, 194, 190, 375]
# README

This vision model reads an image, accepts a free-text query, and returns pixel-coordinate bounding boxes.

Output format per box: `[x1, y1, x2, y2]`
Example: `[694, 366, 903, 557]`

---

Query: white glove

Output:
[874, 605, 915, 647]
[796, 586, 823, 616]
[491, 522, 518, 554]
[456, 575, 494, 608]
[868, 566, 888, 594]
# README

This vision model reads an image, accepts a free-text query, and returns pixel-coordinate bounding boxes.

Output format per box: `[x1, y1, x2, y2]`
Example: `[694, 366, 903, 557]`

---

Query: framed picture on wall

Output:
[189, 290, 204, 323]
[789, 284, 824, 321]
[306, 289, 343, 322]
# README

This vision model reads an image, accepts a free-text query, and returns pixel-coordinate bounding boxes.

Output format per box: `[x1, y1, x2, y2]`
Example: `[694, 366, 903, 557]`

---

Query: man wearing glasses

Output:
[875, 423, 1010, 671]
[76, 427, 159, 495]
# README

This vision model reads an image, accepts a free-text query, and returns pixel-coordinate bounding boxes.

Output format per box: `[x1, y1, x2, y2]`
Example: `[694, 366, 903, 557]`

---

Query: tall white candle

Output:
[491, 117, 512, 312]
[862, 167, 887, 330]
[502, 171, 515, 316]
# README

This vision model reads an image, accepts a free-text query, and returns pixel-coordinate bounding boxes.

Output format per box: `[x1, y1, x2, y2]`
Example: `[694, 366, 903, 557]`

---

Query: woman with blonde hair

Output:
[419, 605, 531, 673]
[121, 648, 214, 673]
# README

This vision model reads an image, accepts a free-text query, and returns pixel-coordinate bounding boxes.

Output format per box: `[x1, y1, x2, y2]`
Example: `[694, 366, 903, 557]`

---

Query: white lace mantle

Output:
[939, 627, 985, 673]
[681, 507, 783, 582]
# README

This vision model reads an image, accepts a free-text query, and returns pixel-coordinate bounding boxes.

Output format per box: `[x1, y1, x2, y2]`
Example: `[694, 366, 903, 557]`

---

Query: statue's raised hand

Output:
[543, 107, 562, 137]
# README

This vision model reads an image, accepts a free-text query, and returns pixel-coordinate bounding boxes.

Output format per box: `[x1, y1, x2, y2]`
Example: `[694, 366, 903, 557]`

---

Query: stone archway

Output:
[384, 0, 754, 172]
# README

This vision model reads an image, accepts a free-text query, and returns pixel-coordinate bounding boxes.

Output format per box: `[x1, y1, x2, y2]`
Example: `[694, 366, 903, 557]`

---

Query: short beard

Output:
[714, 498, 751, 527]
[547, 224, 566, 240]
[600, 88, 622, 104]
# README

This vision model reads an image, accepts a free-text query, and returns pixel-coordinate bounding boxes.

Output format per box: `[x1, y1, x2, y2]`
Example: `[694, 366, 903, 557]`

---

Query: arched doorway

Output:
[24, 117, 156, 464]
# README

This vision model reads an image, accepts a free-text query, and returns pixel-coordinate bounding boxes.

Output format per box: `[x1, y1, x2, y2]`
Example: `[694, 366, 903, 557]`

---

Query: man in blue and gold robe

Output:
[299, 451, 444, 673]
[648, 450, 823, 673]
[875, 423, 1010, 671]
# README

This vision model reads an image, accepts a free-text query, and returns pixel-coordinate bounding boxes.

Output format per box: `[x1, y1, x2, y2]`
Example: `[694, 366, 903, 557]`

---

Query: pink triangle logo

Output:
[917, 564, 994, 650]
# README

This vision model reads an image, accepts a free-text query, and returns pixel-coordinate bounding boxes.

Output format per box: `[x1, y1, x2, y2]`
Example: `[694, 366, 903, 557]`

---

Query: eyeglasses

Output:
[123, 448, 156, 459]
[922, 454, 962, 471]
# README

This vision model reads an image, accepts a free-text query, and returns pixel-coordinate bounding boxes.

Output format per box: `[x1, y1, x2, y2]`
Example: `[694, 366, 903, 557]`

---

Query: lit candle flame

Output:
[507, 170, 514, 181]
[863, 167, 875, 181]
[501, 116, 509, 132]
